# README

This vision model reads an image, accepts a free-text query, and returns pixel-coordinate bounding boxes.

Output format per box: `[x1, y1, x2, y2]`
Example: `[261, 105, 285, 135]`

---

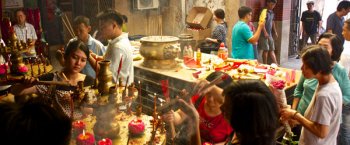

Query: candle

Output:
[285, 71, 290, 86]
[138, 81, 141, 103]
[72, 121, 86, 138]
[154, 93, 157, 111]
[291, 69, 296, 83]
[76, 130, 95, 145]
[37, 58, 41, 75]
[98, 138, 112, 145]
[4, 63, 7, 79]
[128, 119, 145, 135]
[153, 93, 157, 131]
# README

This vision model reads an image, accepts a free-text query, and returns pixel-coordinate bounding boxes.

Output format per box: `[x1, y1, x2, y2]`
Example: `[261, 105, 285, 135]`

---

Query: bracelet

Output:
[293, 111, 299, 119]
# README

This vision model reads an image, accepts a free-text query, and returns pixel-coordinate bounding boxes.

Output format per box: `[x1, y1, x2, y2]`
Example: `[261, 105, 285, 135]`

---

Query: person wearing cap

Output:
[326, 1, 350, 44]
[299, 0, 322, 58]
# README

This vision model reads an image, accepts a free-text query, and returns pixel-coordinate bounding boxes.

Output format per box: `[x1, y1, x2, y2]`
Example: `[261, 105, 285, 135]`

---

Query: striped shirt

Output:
[13, 22, 37, 42]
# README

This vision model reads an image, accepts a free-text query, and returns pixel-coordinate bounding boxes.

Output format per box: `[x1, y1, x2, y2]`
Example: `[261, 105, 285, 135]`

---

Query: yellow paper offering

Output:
[259, 9, 267, 23]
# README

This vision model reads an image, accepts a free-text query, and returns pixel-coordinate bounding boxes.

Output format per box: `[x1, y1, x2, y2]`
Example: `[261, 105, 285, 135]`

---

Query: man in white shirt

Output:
[13, 9, 37, 57]
[339, 18, 350, 144]
[89, 10, 133, 86]
[57, 16, 106, 79]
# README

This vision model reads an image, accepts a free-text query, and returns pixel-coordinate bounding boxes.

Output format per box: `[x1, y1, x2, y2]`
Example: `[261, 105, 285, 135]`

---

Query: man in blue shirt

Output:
[57, 16, 106, 79]
[231, 6, 264, 59]
[327, 1, 350, 44]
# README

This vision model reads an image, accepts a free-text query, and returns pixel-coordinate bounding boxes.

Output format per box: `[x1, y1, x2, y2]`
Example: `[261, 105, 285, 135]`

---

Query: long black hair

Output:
[223, 79, 279, 145]
[64, 39, 89, 60]
[318, 33, 343, 61]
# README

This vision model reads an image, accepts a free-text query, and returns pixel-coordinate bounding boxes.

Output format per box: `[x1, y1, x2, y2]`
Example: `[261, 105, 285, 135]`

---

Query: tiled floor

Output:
[281, 55, 302, 70]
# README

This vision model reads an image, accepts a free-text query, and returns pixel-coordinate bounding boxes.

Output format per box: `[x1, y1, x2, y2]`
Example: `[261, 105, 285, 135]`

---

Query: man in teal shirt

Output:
[231, 6, 265, 59]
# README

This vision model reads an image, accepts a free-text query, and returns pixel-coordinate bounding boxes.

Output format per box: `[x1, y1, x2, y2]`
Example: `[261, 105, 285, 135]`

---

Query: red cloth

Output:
[248, 22, 256, 32]
[191, 95, 233, 143]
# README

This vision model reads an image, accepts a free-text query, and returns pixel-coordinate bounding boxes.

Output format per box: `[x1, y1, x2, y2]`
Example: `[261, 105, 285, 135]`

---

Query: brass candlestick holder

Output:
[0, 31, 32, 76]
[96, 60, 113, 95]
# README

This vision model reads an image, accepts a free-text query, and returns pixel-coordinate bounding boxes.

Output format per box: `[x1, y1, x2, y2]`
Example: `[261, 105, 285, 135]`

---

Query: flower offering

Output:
[128, 119, 145, 135]
[76, 130, 95, 145]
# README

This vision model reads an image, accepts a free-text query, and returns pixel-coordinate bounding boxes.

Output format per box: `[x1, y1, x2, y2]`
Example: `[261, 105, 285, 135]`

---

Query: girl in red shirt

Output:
[162, 71, 233, 144]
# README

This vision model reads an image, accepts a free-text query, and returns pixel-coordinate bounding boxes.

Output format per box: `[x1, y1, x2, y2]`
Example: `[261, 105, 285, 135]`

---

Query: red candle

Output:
[291, 69, 296, 83]
[76, 130, 95, 145]
[72, 121, 86, 138]
[98, 138, 112, 145]
[128, 119, 145, 135]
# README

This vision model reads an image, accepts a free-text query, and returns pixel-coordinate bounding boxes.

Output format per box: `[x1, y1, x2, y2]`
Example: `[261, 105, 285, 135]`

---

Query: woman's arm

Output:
[10, 77, 38, 96]
[162, 109, 187, 125]
[292, 75, 306, 110]
[292, 98, 300, 110]
[88, 51, 104, 72]
[177, 99, 201, 145]
[205, 38, 219, 43]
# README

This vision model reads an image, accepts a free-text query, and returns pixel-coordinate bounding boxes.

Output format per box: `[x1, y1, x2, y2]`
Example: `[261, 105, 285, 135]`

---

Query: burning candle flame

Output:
[82, 129, 85, 136]
[102, 139, 106, 142]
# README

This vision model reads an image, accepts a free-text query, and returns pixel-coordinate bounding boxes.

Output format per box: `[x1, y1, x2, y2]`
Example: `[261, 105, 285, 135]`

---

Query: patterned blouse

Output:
[35, 73, 94, 119]
[212, 22, 228, 46]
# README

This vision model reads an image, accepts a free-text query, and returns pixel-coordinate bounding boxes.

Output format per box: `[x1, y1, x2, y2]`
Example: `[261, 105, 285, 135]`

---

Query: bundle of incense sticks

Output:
[157, 73, 229, 114]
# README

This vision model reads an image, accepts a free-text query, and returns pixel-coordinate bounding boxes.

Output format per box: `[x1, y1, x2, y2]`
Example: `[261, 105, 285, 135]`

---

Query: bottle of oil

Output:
[196, 48, 201, 66]
[217, 43, 228, 60]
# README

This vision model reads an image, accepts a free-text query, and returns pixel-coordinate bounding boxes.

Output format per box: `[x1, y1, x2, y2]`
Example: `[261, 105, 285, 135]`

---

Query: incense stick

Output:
[157, 73, 226, 114]
[61, 17, 75, 38]
[115, 55, 123, 89]
[0, 80, 71, 86]
[64, 13, 75, 36]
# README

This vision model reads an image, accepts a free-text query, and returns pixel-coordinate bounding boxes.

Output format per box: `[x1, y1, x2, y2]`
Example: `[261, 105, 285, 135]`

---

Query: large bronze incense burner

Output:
[140, 36, 181, 69]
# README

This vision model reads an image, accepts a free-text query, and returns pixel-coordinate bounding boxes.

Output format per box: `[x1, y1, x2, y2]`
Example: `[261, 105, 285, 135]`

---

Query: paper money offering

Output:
[259, 9, 267, 23]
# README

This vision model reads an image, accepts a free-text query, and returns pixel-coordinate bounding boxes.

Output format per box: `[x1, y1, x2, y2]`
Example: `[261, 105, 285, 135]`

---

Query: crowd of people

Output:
[3, 1, 350, 145]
